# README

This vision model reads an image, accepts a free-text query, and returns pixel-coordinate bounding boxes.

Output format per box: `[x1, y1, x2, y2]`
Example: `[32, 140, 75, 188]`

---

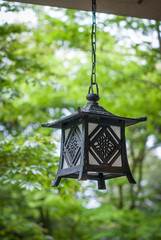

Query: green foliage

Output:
[0, 1, 161, 240]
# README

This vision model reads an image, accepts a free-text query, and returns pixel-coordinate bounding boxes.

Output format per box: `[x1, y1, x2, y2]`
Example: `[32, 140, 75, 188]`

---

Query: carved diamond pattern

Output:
[90, 127, 119, 164]
[64, 127, 81, 167]
[93, 131, 115, 159]
[66, 131, 79, 159]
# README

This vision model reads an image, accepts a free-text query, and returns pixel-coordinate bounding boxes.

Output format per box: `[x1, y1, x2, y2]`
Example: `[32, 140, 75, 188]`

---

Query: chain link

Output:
[88, 0, 99, 95]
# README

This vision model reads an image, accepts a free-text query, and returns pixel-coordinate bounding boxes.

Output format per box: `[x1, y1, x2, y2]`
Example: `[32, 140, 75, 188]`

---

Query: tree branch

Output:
[134, 78, 161, 91]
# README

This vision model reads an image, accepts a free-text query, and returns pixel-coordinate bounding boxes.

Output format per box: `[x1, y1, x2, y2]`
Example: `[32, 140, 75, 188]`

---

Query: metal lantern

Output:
[42, 0, 147, 189]
[42, 94, 147, 189]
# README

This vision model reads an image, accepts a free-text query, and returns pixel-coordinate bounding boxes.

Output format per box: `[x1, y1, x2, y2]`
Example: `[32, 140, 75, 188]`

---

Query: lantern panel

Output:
[88, 122, 122, 168]
[62, 124, 82, 169]
[111, 155, 122, 167]
[110, 126, 121, 139]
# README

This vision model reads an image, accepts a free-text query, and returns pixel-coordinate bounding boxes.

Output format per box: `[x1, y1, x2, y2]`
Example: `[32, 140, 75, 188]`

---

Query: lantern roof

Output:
[6, 0, 161, 21]
[42, 101, 147, 128]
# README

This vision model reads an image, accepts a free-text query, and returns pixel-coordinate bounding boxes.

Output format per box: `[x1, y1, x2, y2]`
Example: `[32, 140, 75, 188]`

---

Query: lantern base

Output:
[52, 170, 136, 190]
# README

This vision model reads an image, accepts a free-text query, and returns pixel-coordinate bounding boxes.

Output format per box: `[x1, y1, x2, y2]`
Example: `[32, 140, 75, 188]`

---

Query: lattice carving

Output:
[93, 131, 115, 159]
[66, 132, 80, 159]
[89, 125, 121, 165]
[63, 126, 81, 167]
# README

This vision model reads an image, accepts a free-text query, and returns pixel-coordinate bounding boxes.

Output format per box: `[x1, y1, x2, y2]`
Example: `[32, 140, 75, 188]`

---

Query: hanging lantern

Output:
[42, 0, 147, 189]
[42, 94, 146, 189]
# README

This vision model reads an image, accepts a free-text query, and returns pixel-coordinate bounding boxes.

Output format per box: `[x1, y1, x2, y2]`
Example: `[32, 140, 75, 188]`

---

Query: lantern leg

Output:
[125, 158, 136, 184]
[52, 175, 61, 187]
[98, 173, 106, 190]
[126, 172, 136, 184]
[122, 128, 136, 184]
[124, 161, 136, 184]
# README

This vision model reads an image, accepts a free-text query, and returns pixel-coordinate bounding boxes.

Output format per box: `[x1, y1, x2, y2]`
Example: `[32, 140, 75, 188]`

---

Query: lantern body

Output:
[42, 101, 146, 189]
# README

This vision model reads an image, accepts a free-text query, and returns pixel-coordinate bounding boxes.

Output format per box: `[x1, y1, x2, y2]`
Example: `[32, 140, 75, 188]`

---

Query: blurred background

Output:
[0, 1, 161, 239]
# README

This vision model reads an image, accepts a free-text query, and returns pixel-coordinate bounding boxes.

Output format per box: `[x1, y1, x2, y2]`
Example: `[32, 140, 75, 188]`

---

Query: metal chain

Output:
[88, 0, 99, 95]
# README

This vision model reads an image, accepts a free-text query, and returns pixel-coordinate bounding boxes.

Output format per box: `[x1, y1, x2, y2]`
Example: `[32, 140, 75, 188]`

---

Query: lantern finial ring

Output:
[86, 93, 100, 102]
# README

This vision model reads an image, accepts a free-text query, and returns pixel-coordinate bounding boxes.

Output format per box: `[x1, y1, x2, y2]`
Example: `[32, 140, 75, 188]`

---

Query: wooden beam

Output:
[6, 0, 161, 20]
